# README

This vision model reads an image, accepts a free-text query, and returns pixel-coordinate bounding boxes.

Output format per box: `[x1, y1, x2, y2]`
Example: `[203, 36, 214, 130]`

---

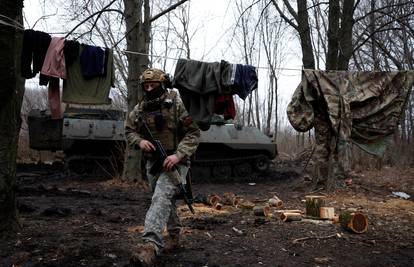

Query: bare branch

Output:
[271, 0, 298, 31]
[354, 1, 413, 23]
[282, 0, 298, 20]
[150, 0, 189, 22]
[353, 12, 414, 53]
[65, 0, 120, 38]
[31, 9, 58, 29]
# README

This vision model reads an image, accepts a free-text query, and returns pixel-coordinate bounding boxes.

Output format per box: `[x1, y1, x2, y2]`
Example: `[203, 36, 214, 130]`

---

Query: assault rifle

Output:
[139, 117, 195, 214]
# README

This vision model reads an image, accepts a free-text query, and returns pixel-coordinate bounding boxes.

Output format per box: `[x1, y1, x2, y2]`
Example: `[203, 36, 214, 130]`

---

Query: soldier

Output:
[125, 68, 200, 267]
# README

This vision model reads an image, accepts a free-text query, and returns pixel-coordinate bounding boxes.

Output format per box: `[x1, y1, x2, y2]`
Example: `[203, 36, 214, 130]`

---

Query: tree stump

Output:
[253, 205, 270, 217]
[305, 195, 326, 218]
[339, 211, 368, 233]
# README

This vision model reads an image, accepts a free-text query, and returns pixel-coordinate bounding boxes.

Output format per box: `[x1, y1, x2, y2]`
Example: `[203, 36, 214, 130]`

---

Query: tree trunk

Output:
[369, 0, 379, 70]
[0, 0, 24, 237]
[297, 0, 315, 69]
[337, 0, 355, 70]
[326, 0, 339, 70]
[122, 0, 150, 181]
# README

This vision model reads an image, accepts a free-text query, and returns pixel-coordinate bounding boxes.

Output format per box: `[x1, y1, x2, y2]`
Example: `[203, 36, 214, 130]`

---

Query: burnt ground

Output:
[1, 161, 414, 267]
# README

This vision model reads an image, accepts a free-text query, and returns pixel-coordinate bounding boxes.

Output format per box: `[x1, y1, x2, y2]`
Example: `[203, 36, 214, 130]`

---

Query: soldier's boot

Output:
[130, 242, 157, 267]
[164, 233, 180, 252]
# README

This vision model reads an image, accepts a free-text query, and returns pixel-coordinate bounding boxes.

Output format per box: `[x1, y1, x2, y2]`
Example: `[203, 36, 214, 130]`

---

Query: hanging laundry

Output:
[41, 37, 66, 79]
[173, 58, 223, 130]
[214, 94, 236, 120]
[173, 58, 258, 130]
[287, 70, 414, 157]
[48, 77, 61, 119]
[62, 46, 115, 105]
[20, 29, 51, 79]
[232, 64, 258, 100]
[220, 60, 237, 94]
[63, 40, 80, 67]
[80, 44, 106, 79]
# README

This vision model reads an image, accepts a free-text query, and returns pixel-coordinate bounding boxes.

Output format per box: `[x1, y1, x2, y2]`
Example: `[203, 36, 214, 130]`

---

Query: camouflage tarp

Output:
[287, 70, 414, 157]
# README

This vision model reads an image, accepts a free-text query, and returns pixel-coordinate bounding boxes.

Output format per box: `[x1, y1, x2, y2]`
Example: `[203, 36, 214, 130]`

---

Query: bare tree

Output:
[259, 4, 286, 139]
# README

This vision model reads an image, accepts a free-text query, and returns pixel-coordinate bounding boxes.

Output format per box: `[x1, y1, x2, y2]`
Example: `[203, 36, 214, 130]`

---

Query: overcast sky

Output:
[22, 0, 302, 110]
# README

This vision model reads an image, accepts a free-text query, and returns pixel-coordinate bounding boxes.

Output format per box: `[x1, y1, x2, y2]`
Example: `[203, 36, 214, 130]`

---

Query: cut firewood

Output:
[222, 192, 239, 206]
[305, 195, 326, 218]
[319, 207, 335, 220]
[273, 209, 303, 215]
[214, 202, 223, 210]
[253, 205, 270, 217]
[238, 199, 255, 209]
[208, 194, 221, 206]
[281, 212, 302, 222]
[268, 196, 283, 208]
[339, 211, 368, 234]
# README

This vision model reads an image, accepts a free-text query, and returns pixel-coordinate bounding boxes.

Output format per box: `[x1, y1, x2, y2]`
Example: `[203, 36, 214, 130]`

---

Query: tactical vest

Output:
[140, 91, 177, 152]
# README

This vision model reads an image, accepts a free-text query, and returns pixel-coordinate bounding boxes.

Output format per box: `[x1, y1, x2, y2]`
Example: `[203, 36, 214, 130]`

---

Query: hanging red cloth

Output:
[214, 94, 236, 120]
[48, 77, 61, 119]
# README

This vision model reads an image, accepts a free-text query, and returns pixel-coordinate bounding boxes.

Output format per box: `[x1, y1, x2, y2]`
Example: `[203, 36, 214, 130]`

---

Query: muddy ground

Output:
[1, 161, 413, 267]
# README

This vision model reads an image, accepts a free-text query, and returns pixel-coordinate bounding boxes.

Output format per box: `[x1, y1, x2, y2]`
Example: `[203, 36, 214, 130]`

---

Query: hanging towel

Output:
[41, 37, 66, 79]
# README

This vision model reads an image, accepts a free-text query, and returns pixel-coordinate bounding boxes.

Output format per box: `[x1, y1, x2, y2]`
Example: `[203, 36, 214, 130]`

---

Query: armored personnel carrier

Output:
[28, 106, 125, 176]
[191, 120, 277, 182]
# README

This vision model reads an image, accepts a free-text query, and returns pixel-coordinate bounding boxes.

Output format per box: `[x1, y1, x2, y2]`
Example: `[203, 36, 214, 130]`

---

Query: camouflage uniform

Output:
[125, 89, 200, 254]
[287, 70, 414, 185]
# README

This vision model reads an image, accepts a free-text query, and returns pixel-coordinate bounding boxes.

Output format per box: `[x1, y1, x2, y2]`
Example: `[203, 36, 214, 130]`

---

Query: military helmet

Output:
[140, 68, 167, 83]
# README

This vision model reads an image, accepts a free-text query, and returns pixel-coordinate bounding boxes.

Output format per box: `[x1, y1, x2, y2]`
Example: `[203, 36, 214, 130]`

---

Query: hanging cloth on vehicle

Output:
[173, 58, 258, 130]
[48, 77, 61, 119]
[40, 37, 66, 80]
[79, 44, 106, 79]
[62, 45, 114, 105]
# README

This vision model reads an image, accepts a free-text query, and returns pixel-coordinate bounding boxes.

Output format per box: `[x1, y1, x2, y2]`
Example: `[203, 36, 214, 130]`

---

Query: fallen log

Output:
[339, 211, 368, 234]
[305, 195, 326, 218]
[281, 212, 302, 222]
[253, 205, 270, 217]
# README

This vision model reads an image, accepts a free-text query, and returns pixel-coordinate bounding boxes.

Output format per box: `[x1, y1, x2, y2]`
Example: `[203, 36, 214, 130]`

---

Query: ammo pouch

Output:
[154, 113, 164, 131]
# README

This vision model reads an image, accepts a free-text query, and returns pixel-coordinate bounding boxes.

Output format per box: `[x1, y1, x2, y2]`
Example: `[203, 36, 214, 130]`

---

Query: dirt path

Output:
[1, 164, 413, 266]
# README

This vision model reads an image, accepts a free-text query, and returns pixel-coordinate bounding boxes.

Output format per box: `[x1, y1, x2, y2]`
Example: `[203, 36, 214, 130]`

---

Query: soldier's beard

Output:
[145, 85, 165, 100]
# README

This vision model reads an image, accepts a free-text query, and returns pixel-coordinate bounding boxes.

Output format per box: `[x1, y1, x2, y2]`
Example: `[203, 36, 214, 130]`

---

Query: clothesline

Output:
[0, 17, 24, 30]
[122, 50, 304, 72]
[2, 12, 304, 72]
